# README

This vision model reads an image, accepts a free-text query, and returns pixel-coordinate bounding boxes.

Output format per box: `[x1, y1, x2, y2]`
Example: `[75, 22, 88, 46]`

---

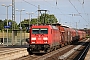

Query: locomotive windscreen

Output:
[32, 28, 48, 34]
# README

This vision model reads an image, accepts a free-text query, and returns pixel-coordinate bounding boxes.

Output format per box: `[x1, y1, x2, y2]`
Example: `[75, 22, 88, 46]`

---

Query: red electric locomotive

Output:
[27, 25, 61, 54]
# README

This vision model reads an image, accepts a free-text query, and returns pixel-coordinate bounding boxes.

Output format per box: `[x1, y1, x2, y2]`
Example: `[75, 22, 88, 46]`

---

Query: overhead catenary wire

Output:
[82, 0, 84, 4]
[17, 0, 89, 28]
[78, 0, 90, 27]
[17, 0, 39, 17]
[42, 0, 86, 18]
[56, 0, 57, 6]
[43, 0, 72, 17]
[43, 0, 62, 14]
[22, 0, 80, 20]
[77, 0, 88, 27]
[22, 0, 38, 8]
[77, 0, 84, 5]
[77, 0, 86, 15]
[42, 0, 82, 27]
[68, 0, 89, 24]
[78, 0, 82, 5]
[42, 0, 69, 21]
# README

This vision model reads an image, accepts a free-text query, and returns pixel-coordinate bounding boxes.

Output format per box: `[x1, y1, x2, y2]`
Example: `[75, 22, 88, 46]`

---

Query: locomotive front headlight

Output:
[43, 37, 48, 40]
[31, 37, 36, 40]
[32, 42, 35, 43]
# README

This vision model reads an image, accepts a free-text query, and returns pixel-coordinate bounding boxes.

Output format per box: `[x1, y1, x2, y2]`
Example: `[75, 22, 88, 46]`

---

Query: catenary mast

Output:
[12, 0, 15, 45]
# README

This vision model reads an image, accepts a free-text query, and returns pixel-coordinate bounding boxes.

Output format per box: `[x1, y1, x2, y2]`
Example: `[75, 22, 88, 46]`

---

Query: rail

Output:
[33, 45, 73, 60]
[0, 48, 28, 60]
[58, 38, 90, 60]
[73, 42, 90, 60]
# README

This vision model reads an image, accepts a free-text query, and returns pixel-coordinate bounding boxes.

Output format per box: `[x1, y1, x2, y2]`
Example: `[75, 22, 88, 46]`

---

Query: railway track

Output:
[0, 48, 28, 60]
[0, 38, 87, 60]
[15, 45, 76, 60]
[14, 55, 38, 60]
[73, 42, 90, 60]
[59, 38, 90, 60]
[15, 38, 90, 60]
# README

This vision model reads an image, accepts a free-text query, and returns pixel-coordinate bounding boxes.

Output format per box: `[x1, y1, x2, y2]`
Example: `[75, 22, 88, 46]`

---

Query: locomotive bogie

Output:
[28, 44, 50, 53]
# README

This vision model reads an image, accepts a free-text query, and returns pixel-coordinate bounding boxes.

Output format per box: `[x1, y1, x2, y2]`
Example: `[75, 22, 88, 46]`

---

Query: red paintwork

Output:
[30, 25, 61, 47]
[29, 24, 86, 49]
[78, 31, 86, 40]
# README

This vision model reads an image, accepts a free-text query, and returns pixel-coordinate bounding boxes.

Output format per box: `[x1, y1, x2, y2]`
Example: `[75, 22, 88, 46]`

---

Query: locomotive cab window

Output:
[32, 28, 48, 34]
[32, 29, 39, 34]
[40, 29, 48, 34]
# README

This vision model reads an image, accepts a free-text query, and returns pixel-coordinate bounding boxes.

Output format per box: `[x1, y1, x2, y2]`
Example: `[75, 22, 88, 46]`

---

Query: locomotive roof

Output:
[61, 24, 70, 28]
[51, 23, 61, 26]
[61, 26, 69, 28]
[46, 23, 61, 26]
[51, 26, 58, 29]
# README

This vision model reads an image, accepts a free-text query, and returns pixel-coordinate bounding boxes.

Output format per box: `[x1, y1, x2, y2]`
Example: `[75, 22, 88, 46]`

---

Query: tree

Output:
[39, 14, 58, 24]
[0, 20, 4, 30]
[49, 14, 58, 23]
[18, 14, 58, 32]
[31, 18, 37, 25]
[19, 18, 37, 30]
[3, 19, 18, 31]
[20, 14, 58, 27]
[19, 19, 29, 30]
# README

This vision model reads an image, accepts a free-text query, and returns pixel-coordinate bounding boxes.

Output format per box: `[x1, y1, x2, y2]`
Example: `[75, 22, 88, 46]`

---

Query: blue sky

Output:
[0, 0, 90, 29]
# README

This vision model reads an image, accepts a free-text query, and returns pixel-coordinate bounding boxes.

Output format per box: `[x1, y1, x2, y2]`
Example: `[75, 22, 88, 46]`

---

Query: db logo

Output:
[38, 38, 41, 40]
[39, 35, 40, 37]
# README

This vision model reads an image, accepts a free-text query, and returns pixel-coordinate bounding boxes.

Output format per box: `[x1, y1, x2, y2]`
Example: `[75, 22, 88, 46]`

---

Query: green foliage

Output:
[20, 19, 29, 29]
[0, 14, 58, 32]
[3, 19, 18, 32]
[39, 14, 58, 24]
[31, 18, 37, 24]
[0, 20, 4, 30]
